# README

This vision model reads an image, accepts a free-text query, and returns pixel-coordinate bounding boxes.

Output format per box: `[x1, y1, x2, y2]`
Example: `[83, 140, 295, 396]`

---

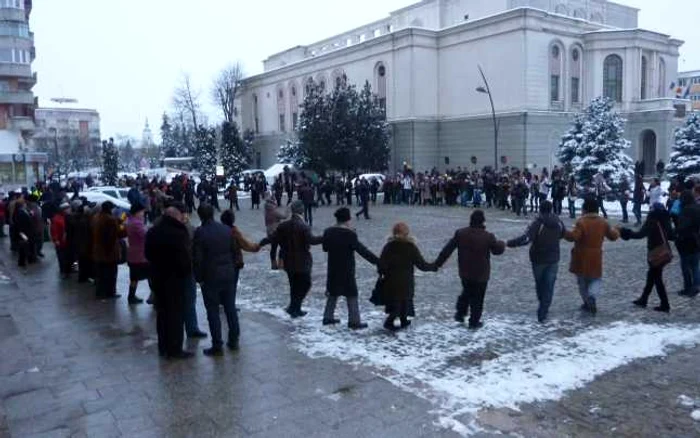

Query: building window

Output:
[603, 54, 623, 103]
[253, 94, 259, 134]
[1, 0, 24, 9]
[279, 114, 286, 132]
[551, 75, 560, 102]
[549, 43, 563, 104]
[292, 112, 298, 130]
[375, 62, 387, 114]
[641, 56, 648, 100]
[571, 77, 580, 103]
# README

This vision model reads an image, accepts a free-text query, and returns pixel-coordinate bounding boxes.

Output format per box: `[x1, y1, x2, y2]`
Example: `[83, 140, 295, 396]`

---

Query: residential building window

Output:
[551, 75, 560, 102]
[279, 114, 286, 132]
[1, 0, 23, 9]
[641, 56, 648, 100]
[603, 54, 623, 103]
[0, 23, 29, 38]
[0, 48, 11, 63]
[571, 77, 580, 103]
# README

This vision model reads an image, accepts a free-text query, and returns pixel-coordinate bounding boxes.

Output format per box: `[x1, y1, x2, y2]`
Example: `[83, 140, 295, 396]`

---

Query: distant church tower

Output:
[141, 118, 153, 148]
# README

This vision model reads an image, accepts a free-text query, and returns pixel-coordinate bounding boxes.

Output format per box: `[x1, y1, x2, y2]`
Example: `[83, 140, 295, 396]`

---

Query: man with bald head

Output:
[145, 202, 194, 359]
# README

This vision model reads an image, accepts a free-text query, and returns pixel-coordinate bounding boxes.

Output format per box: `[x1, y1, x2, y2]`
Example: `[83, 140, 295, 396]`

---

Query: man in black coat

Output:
[261, 200, 323, 318]
[299, 182, 315, 227]
[355, 178, 371, 220]
[322, 208, 378, 329]
[675, 190, 700, 297]
[193, 204, 240, 356]
[145, 202, 194, 360]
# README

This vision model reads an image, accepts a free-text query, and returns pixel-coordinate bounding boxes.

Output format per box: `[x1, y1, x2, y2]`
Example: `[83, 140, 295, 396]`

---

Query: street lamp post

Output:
[476, 65, 499, 171]
[49, 127, 58, 177]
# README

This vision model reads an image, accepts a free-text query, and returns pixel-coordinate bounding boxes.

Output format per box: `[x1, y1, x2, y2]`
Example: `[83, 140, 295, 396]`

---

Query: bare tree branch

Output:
[211, 62, 244, 124]
[173, 73, 201, 128]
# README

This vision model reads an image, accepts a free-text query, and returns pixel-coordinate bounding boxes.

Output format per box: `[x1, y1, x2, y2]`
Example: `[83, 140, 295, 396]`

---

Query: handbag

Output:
[648, 223, 673, 268]
[369, 275, 385, 306]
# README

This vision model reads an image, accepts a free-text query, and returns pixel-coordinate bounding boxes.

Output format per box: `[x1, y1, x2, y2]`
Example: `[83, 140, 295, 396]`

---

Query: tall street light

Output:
[476, 65, 499, 171]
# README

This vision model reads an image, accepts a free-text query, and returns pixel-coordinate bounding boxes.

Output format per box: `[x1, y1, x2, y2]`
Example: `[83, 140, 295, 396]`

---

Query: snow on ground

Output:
[238, 293, 700, 436]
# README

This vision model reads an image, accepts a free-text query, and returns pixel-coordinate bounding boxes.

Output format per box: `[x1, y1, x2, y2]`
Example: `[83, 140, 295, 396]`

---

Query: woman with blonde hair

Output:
[377, 222, 436, 330]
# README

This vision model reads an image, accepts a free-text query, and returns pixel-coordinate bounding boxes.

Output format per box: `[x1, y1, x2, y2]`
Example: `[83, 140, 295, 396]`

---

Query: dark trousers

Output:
[620, 200, 629, 222]
[456, 278, 488, 326]
[228, 198, 240, 211]
[323, 295, 361, 325]
[633, 201, 642, 224]
[270, 242, 279, 263]
[597, 196, 608, 218]
[202, 271, 240, 348]
[95, 262, 118, 298]
[56, 247, 72, 275]
[304, 204, 313, 227]
[78, 256, 93, 282]
[568, 198, 576, 218]
[275, 193, 282, 207]
[356, 199, 369, 219]
[533, 263, 558, 322]
[287, 191, 294, 205]
[286, 271, 311, 313]
[156, 288, 185, 356]
[680, 252, 700, 294]
[639, 264, 669, 308]
[553, 198, 563, 215]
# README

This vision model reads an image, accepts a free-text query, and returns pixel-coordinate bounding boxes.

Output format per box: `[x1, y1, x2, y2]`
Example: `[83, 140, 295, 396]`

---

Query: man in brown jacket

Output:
[92, 201, 126, 299]
[565, 197, 620, 314]
[435, 210, 506, 329]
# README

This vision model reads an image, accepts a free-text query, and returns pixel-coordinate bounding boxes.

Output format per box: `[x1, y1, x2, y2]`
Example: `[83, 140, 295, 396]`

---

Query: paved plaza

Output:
[2, 201, 700, 437]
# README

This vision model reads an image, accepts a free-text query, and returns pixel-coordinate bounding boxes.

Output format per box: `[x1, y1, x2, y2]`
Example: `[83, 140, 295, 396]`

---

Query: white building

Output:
[237, 0, 690, 176]
[34, 103, 101, 170]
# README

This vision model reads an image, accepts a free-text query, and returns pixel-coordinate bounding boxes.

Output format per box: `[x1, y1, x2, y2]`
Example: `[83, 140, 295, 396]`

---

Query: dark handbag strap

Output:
[657, 222, 669, 248]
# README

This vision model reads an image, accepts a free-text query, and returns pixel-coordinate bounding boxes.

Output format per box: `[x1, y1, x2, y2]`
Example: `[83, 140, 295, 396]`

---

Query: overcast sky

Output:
[31, 0, 700, 141]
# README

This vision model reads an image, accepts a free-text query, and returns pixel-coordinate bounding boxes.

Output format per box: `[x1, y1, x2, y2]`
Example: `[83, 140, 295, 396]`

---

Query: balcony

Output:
[10, 115, 33, 131]
[0, 90, 33, 104]
[629, 98, 690, 116]
[0, 8, 25, 22]
[0, 63, 30, 77]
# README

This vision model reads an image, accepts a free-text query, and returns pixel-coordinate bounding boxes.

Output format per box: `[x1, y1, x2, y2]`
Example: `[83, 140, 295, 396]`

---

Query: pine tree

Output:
[160, 113, 176, 158]
[666, 113, 700, 179]
[219, 121, 253, 179]
[293, 79, 331, 174]
[194, 125, 218, 180]
[101, 138, 119, 185]
[557, 96, 633, 187]
[356, 81, 391, 172]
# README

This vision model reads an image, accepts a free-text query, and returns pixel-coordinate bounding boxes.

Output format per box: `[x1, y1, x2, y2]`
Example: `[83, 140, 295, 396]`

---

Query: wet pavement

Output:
[2, 200, 700, 437]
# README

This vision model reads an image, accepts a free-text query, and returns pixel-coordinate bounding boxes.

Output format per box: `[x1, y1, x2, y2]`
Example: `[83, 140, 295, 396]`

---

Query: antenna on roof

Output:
[50, 98, 78, 104]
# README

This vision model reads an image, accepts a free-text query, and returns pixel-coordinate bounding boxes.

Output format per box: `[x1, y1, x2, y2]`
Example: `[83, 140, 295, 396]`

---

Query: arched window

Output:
[658, 58, 666, 98]
[554, 4, 568, 15]
[331, 69, 346, 89]
[277, 87, 286, 132]
[375, 62, 387, 112]
[640, 56, 648, 100]
[289, 81, 299, 131]
[641, 130, 657, 176]
[571, 47, 582, 104]
[303, 77, 314, 97]
[573, 8, 586, 19]
[315, 73, 327, 93]
[549, 43, 564, 103]
[603, 54, 623, 103]
[252, 94, 259, 134]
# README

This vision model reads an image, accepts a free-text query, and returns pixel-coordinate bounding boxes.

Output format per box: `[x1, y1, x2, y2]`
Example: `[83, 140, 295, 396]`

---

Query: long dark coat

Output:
[322, 226, 378, 297]
[266, 215, 322, 274]
[378, 237, 433, 316]
[145, 215, 192, 310]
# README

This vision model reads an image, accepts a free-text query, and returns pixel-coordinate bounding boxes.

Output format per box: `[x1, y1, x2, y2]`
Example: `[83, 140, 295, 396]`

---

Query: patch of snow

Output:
[239, 293, 700, 436]
[678, 394, 696, 408]
[691, 410, 700, 421]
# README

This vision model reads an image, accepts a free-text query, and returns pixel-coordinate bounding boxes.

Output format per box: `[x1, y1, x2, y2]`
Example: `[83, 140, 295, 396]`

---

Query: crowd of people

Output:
[1, 163, 699, 360]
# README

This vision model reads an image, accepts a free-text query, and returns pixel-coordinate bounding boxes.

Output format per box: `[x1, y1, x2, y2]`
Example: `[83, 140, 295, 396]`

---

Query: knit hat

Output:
[334, 207, 351, 223]
[291, 200, 304, 215]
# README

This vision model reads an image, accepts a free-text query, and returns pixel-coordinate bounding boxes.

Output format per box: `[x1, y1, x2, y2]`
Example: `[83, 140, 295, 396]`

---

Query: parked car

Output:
[79, 191, 131, 212]
[87, 186, 130, 201]
[351, 173, 386, 188]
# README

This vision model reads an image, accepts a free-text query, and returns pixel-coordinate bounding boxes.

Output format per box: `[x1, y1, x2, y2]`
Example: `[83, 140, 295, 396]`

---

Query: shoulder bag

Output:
[648, 223, 673, 268]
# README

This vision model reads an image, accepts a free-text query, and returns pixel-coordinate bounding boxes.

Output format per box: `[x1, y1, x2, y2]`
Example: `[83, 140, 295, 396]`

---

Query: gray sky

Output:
[31, 0, 700, 141]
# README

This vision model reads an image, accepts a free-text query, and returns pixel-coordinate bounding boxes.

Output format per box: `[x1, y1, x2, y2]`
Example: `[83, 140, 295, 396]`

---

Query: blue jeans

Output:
[532, 263, 558, 321]
[680, 252, 700, 294]
[577, 276, 602, 303]
[202, 270, 240, 348]
[184, 275, 201, 335]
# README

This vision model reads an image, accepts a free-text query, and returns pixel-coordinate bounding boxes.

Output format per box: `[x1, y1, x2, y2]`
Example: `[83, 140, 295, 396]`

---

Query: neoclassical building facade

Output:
[236, 0, 689, 175]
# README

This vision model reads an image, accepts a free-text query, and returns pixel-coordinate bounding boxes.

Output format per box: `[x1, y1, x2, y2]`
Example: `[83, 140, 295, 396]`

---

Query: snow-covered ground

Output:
[238, 293, 700, 436]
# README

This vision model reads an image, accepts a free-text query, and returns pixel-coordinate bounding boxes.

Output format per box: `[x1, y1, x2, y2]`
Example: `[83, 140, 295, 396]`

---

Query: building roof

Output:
[679, 70, 700, 78]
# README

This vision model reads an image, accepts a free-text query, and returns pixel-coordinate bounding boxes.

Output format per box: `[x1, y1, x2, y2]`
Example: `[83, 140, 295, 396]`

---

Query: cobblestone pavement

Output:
[2, 200, 700, 437]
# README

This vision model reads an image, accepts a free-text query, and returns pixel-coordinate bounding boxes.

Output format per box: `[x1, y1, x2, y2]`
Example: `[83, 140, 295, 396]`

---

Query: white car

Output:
[87, 186, 130, 201]
[78, 191, 131, 212]
[351, 174, 386, 187]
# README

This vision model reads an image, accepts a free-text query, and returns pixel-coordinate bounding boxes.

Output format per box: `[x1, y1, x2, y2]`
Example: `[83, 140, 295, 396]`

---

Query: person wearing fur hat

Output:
[321, 207, 378, 329]
[377, 222, 436, 330]
[260, 200, 323, 318]
[434, 210, 506, 329]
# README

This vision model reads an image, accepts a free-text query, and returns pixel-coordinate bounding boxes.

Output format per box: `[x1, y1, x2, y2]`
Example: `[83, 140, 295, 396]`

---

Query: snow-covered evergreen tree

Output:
[194, 125, 218, 180]
[277, 140, 309, 168]
[666, 113, 700, 180]
[219, 122, 253, 179]
[160, 114, 176, 158]
[557, 96, 633, 187]
[356, 81, 391, 172]
[101, 138, 119, 185]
